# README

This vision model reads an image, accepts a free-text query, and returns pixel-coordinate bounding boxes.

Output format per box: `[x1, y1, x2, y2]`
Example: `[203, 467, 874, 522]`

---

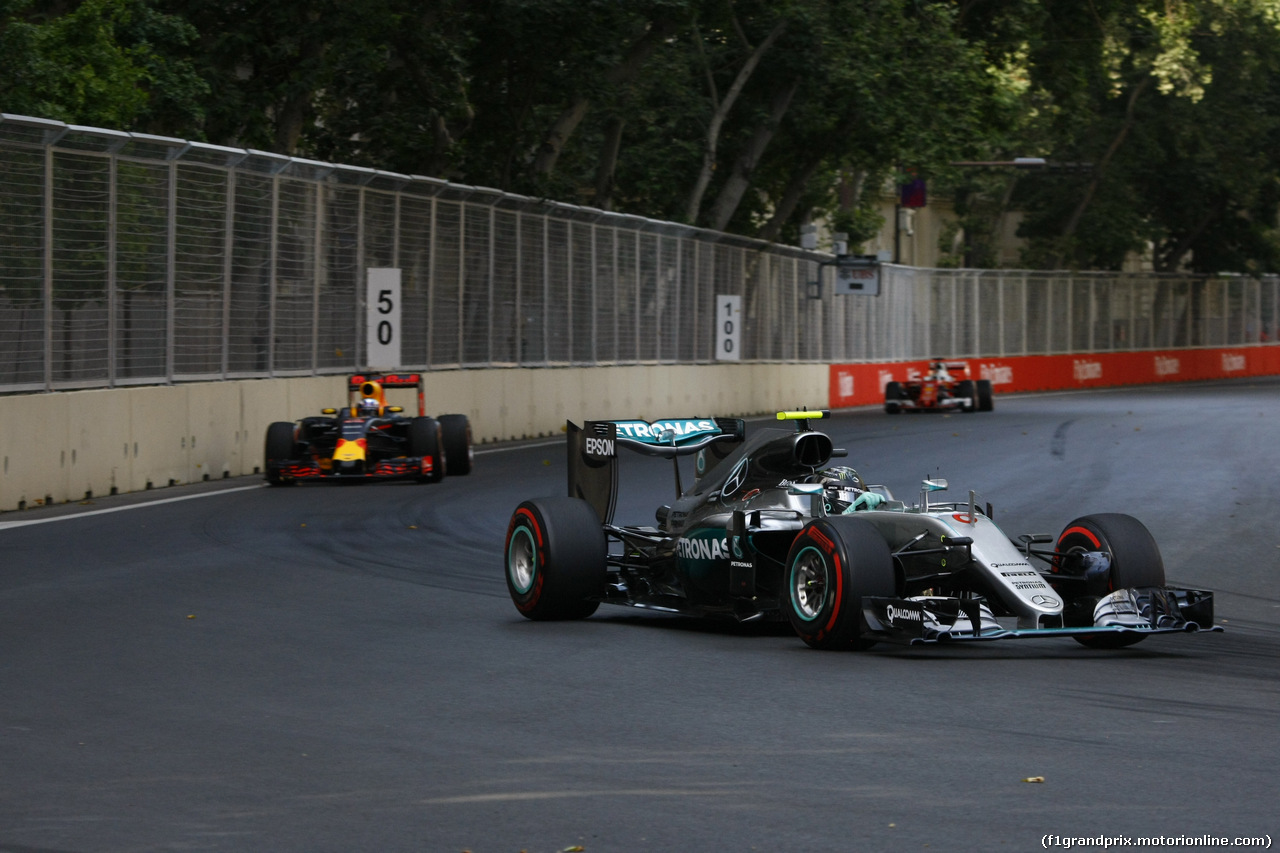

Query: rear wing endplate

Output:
[567, 417, 745, 523]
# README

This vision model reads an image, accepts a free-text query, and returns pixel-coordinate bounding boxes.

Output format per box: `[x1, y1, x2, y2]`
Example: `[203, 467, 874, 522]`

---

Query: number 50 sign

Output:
[367, 268, 402, 369]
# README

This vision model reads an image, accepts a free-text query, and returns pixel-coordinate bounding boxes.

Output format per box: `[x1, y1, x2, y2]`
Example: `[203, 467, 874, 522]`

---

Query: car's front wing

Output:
[861, 587, 1222, 645]
[894, 397, 969, 412]
[266, 457, 432, 481]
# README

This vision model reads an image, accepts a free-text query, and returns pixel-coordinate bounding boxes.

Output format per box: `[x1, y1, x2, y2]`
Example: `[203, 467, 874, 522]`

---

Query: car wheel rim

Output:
[791, 546, 829, 622]
[508, 526, 537, 594]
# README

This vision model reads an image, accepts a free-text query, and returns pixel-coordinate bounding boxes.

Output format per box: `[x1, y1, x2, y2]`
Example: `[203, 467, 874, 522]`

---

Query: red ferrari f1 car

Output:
[263, 373, 472, 484]
[885, 359, 993, 414]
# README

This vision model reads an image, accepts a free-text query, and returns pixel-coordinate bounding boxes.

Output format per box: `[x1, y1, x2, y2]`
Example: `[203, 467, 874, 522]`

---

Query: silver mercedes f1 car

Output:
[504, 411, 1220, 650]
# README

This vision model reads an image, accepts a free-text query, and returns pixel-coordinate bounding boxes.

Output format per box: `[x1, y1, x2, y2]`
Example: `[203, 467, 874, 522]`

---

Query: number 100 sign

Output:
[716, 294, 741, 361]
[367, 268, 402, 369]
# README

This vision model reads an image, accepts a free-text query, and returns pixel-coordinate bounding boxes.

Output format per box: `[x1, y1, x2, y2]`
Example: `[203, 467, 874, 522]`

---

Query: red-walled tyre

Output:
[505, 497, 606, 620]
[784, 516, 896, 650]
[1056, 513, 1165, 649]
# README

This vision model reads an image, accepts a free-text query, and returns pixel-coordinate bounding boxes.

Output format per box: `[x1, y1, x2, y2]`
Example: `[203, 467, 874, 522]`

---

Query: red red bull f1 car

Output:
[503, 411, 1219, 650]
[885, 359, 993, 414]
[264, 373, 472, 484]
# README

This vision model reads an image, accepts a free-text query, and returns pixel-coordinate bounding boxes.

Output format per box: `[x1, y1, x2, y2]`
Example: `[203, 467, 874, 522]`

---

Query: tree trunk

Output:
[272, 9, 325, 155]
[531, 19, 675, 176]
[683, 19, 787, 225]
[1052, 76, 1151, 268]
[593, 116, 626, 210]
[756, 112, 861, 244]
[707, 78, 799, 232]
[756, 154, 827, 244]
[1156, 203, 1218, 272]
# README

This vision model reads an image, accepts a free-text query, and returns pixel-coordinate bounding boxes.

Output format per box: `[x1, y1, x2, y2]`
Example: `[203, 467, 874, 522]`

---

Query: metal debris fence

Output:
[2, 114, 1278, 393]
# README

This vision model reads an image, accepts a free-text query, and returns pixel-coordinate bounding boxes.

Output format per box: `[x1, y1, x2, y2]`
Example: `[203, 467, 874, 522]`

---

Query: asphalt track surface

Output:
[2, 379, 1278, 853]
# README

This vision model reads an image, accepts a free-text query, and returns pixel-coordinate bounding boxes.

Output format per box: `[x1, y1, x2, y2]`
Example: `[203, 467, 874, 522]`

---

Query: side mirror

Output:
[387, 406, 403, 413]
[922, 478, 948, 492]
[321, 408, 337, 415]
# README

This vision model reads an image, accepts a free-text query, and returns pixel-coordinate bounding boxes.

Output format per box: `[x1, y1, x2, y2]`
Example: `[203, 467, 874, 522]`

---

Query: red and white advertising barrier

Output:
[828, 346, 1280, 408]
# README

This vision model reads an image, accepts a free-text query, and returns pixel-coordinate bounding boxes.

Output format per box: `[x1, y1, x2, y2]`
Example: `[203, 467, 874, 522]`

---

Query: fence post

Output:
[489, 204, 497, 366]
[311, 180, 323, 374]
[221, 169, 234, 378]
[107, 152, 118, 386]
[268, 173, 279, 376]
[42, 144, 53, 391]
[166, 157, 177, 383]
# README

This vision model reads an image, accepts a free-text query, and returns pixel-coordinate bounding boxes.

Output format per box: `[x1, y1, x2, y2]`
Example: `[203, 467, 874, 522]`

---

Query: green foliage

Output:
[6, 0, 1280, 271]
[0, 0, 206, 131]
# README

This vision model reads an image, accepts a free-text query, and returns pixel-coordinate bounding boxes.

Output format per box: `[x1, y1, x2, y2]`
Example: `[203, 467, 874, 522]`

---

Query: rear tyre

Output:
[956, 380, 976, 413]
[264, 422, 298, 486]
[408, 417, 445, 483]
[1056, 513, 1165, 649]
[784, 516, 896, 650]
[505, 497, 605, 620]
[884, 381, 903, 415]
[438, 414, 473, 476]
[976, 379, 994, 412]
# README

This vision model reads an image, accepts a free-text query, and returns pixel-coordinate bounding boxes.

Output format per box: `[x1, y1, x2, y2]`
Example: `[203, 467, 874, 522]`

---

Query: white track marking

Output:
[1, 435, 616, 530]
[0, 484, 266, 530]
[474, 439, 562, 453]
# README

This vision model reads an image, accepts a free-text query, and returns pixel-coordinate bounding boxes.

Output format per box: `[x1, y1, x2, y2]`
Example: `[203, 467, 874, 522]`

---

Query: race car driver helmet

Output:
[816, 466, 867, 512]
[358, 397, 381, 417]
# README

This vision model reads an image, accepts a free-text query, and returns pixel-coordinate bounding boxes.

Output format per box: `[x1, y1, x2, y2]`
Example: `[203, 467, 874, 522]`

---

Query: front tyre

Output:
[264, 422, 298, 486]
[976, 379, 994, 411]
[438, 414, 473, 476]
[1056, 513, 1165, 648]
[408, 417, 446, 483]
[784, 516, 896, 650]
[956, 379, 976, 413]
[884, 381, 904, 415]
[505, 498, 606, 620]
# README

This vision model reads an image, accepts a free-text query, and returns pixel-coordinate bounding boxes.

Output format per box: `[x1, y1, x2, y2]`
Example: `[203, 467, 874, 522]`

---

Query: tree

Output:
[0, 0, 206, 132]
[681, 8, 787, 224]
[8, 0, 1280, 273]
[1006, 0, 1280, 272]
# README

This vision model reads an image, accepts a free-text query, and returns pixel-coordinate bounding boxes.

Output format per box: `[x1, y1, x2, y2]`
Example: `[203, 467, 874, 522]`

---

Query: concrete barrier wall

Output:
[0, 364, 829, 512]
[8, 347, 1274, 513]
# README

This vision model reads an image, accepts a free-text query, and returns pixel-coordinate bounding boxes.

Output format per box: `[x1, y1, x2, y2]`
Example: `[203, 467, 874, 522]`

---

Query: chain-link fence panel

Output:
[51, 150, 112, 386]
[1261, 276, 1279, 343]
[4, 115, 1280, 393]
[0, 143, 46, 389]
[464, 203, 496, 367]
[273, 176, 318, 373]
[319, 182, 360, 372]
[547, 218, 572, 364]
[173, 163, 228, 378]
[491, 209, 520, 366]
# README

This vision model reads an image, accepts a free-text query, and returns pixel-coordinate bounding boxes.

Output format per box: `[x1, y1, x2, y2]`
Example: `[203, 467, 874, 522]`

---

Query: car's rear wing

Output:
[929, 360, 972, 377]
[347, 373, 425, 416]
[567, 417, 745, 524]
